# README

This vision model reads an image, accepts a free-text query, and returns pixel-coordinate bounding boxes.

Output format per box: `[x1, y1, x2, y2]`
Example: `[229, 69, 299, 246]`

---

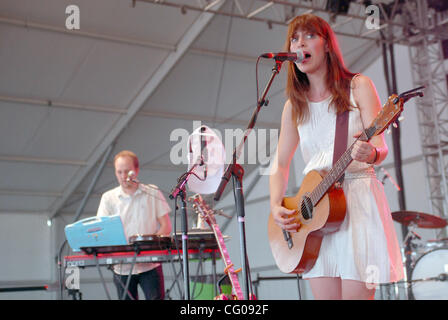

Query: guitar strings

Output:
[299, 132, 366, 215]
[297, 126, 378, 218]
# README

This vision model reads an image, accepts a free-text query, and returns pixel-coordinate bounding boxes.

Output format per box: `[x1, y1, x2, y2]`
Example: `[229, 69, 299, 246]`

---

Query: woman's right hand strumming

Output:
[271, 204, 300, 232]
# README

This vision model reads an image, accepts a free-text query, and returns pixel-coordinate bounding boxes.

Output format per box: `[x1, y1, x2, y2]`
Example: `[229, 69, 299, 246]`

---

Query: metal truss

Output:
[406, 0, 448, 236]
[140, 0, 448, 44]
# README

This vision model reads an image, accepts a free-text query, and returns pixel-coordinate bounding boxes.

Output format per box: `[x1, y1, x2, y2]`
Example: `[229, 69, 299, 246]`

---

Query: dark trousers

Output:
[113, 265, 165, 300]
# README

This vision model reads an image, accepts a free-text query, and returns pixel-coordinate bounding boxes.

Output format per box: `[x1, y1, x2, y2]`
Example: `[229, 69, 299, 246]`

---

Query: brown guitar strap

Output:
[332, 85, 351, 184]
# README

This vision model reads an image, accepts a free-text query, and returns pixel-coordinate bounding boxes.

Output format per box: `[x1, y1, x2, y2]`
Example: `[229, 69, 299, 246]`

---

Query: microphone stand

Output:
[169, 160, 202, 300]
[214, 60, 283, 300]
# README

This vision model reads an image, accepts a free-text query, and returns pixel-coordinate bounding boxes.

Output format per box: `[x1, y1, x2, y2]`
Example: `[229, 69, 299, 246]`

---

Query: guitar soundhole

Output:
[300, 195, 313, 220]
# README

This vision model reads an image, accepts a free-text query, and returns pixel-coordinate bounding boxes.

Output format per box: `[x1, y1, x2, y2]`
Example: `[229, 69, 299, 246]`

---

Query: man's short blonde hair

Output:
[114, 150, 139, 169]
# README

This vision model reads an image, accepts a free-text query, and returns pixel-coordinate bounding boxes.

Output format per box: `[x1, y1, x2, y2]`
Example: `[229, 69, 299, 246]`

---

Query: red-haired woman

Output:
[269, 14, 403, 299]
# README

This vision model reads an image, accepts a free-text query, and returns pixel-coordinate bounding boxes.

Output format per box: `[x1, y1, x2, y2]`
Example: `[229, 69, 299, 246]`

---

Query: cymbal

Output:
[391, 211, 447, 229]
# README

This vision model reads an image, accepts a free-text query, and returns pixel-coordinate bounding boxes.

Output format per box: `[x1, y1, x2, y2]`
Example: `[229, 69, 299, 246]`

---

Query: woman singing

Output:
[269, 14, 404, 300]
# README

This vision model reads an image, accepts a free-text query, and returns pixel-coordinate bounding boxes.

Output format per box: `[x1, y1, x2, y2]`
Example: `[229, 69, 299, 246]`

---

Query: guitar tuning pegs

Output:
[392, 122, 398, 128]
[387, 127, 392, 134]
[398, 115, 404, 122]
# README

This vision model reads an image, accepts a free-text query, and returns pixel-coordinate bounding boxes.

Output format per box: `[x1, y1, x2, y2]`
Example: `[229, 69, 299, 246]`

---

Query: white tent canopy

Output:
[1, 0, 447, 300]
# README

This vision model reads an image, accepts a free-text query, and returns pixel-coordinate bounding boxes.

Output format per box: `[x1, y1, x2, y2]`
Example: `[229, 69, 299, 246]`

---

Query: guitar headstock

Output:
[189, 194, 216, 226]
[366, 94, 404, 140]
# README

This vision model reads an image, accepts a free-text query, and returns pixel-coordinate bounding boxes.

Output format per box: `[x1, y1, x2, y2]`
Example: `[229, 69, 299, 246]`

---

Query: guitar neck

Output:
[211, 223, 244, 300]
[310, 144, 354, 205]
[310, 124, 376, 205]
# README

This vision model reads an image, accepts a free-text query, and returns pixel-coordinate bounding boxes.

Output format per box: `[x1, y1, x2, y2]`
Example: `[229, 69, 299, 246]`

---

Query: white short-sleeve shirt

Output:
[97, 184, 171, 275]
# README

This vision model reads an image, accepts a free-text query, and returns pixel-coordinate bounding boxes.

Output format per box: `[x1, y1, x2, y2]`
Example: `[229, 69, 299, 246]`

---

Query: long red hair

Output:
[284, 14, 356, 124]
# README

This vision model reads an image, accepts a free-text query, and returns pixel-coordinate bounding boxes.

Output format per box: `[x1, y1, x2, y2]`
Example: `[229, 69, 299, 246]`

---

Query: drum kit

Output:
[391, 210, 448, 300]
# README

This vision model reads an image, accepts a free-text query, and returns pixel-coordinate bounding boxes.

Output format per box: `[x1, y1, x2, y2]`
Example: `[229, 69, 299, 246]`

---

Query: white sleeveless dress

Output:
[298, 91, 404, 284]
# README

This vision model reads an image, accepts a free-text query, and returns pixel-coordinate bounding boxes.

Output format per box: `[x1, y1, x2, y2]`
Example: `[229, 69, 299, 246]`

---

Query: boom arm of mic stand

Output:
[169, 163, 199, 200]
[214, 60, 283, 202]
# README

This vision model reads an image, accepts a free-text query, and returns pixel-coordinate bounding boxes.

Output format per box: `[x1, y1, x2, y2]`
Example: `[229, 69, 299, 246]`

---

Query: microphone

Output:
[127, 171, 160, 195]
[410, 230, 421, 240]
[126, 170, 138, 183]
[260, 51, 308, 62]
[380, 167, 401, 191]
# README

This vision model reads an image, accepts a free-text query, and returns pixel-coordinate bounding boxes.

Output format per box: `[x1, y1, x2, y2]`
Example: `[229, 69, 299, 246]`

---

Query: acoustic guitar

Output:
[268, 93, 405, 274]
